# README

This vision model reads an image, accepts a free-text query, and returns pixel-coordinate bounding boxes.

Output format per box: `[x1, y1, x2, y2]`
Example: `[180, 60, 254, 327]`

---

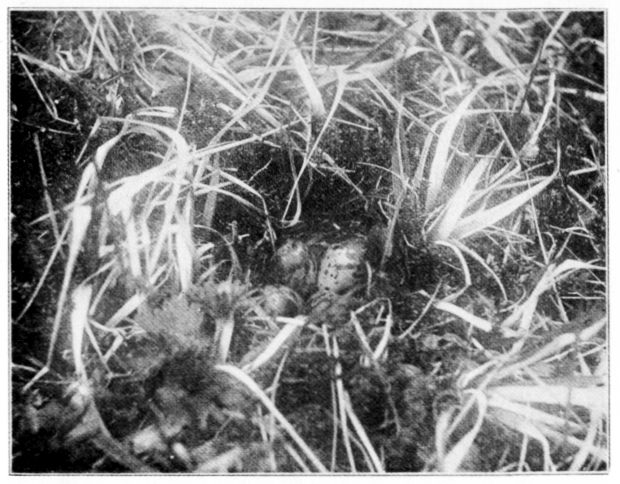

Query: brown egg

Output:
[274, 239, 318, 296]
[274, 239, 309, 272]
[259, 284, 302, 317]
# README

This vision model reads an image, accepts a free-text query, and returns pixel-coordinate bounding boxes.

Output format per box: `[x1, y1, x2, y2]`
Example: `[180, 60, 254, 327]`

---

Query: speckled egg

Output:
[275, 239, 309, 272]
[259, 285, 302, 317]
[274, 239, 317, 296]
[317, 238, 366, 293]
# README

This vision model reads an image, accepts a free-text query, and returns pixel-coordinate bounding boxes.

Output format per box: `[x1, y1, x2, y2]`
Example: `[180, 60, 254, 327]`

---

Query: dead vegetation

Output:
[10, 10, 606, 473]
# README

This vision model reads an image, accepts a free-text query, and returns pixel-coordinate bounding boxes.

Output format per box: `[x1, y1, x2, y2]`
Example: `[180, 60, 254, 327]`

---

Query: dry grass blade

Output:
[390, 98, 407, 201]
[285, 15, 326, 119]
[16, 54, 76, 125]
[14, 221, 71, 324]
[138, 34, 280, 129]
[490, 407, 555, 471]
[105, 293, 147, 328]
[215, 365, 328, 472]
[497, 316, 605, 380]
[488, 394, 584, 435]
[434, 300, 492, 332]
[569, 407, 606, 471]
[24, 204, 92, 392]
[70, 284, 92, 381]
[501, 260, 603, 334]
[242, 316, 307, 373]
[428, 155, 492, 243]
[453, 240, 507, 299]
[283, 69, 346, 224]
[450, 168, 558, 242]
[342, 391, 384, 472]
[33, 133, 61, 245]
[436, 391, 487, 472]
[476, 12, 527, 83]
[489, 380, 606, 414]
[424, 84, 486, 213]
[325, 334, 356, 471]
[15, 51, 74, 83]
[77, 11, 119, 72]
[173, 204, 195, 292]
[199, 154, 220, 232]
[433, 240, 472, 291]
